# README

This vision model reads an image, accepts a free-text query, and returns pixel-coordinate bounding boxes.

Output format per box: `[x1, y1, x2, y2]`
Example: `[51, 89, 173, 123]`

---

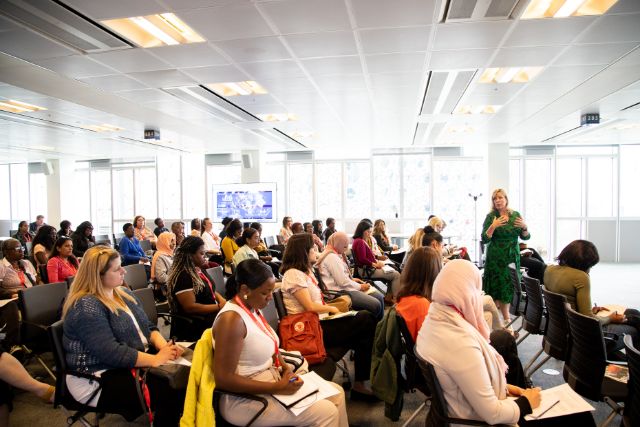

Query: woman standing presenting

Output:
[481, 189, 529, 324]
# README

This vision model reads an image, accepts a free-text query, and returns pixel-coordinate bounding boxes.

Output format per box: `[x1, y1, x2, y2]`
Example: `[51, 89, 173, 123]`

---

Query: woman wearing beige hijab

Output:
[151, 232, 175, 297]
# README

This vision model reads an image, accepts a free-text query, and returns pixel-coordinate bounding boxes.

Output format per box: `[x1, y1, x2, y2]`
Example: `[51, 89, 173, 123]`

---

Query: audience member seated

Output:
[29, 215, 46, 234]
[279, 216, 293, 244]
[190, 218, 201, 237]
[62, 246, 184, 423]
[58, 220, 73, 238]
[31, 225, 57, 267]
[71, 221, 95, 258]
[352, 221, 401, 297]
[119, 223, 151, 267]
[249, 222, 272, 261]
[281, 234, 377, 401]
[545, 240, 640, 351]
[316, 232, 385, 320]
[171, 221, 185, 248]
[360, 219, 388, 263]
[46, 236, 79, 283]
[519, 243, 546, 284]
[417, 259, 594, 426]
[395, 246, 442, 341]
[373, 219, 398, 253]
[11, 221, 32, 255]
[291, 222, 303, 235]
[0, 343, 54, 425]
[133, 215, 156, 245]
[151, 232, 175, 298]
[167, 236, 226, 341]
[0, 238, 37, 298]
[153, 218, 168, 237]
[232, 228, 260, 269]
[218, 216, 233, 240]
[312, 219, 323, 241]
[200, 217, 222, 262]
[401, 227, 425, 269]
[221, 219, 243, 271]
[304, 222, 325, 251]
[213, 258, 348, 426]
[322, 217, 336, 243]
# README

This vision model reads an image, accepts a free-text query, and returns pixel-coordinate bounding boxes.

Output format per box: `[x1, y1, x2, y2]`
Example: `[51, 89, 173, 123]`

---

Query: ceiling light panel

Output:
[479, 67, 543, 83]
[101, 13, 205, 48]
[81, 123, 124, 132]
[455, 105, 502, 114]
[521, 0, 618, 19]
[207, 81, 268, 97]
[0, 99, 47, 113]
[444, 0, 524, 22]
[258, 113, 298, 122]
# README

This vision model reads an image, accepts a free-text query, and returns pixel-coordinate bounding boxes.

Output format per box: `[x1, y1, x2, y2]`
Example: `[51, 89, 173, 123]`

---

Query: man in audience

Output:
[323, 217, 336, 243]
[29, 215, 45, 234]
[119, 223, 150, 266]
[153, 217, 169, 237]
[171, 221, 185, 248]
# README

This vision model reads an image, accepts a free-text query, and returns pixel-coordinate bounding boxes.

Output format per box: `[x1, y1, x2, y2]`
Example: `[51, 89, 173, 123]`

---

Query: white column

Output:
[487, 143, 509, 196]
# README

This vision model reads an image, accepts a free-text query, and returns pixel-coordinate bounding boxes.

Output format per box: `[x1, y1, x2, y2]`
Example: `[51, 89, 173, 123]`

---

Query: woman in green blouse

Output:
[481, 189, 530, 324]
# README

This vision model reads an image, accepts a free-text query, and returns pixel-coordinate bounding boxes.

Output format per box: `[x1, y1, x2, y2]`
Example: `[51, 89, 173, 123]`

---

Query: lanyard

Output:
[197, 271, 217, 301]
[306, 273, 325, 305]
[234, 296, 280, 366]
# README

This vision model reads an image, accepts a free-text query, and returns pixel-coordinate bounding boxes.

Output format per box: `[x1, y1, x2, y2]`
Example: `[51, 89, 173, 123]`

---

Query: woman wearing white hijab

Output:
[416, 259, 541, 425]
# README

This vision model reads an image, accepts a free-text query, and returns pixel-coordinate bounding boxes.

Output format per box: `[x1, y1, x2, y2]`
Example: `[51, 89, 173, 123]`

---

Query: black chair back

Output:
[521, 275, 545, 335]
[264, 236, 277, 248]
[19, 281, 68, 347]
[206, 266, 225, 295]
[123, 264, 149, 290]
[273, 289, 287, 319]
[94, 234, 111, 245]
[38, 263, 49, 284]
[261, 298, 279, 332]
[133, 287, 158, 325]
[541, 288, 570, 360]
[624, 335, 640, 426]
[48, 320, 71, 407]
[508, 263, 526, 317]
[139, 239, 152, 253]
[396, 313, 428, 395]
[65, 276, 74, 289]
[564, 304, 608, 401]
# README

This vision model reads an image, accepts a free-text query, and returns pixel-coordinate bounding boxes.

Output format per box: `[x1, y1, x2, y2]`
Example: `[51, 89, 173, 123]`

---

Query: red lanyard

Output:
[306, 273, 325, 305]
[234, 296, 280, 366]
[447, 304, 465, 319]
[198, 271, 217, 301]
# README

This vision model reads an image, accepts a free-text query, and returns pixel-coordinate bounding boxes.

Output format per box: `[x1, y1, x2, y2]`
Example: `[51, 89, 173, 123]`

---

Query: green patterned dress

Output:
[481, 210, 530, 303]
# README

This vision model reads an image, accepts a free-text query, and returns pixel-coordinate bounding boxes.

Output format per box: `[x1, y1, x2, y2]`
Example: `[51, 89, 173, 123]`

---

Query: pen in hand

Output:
[289, 376, 299, 383]
[533, 399, 560, 419]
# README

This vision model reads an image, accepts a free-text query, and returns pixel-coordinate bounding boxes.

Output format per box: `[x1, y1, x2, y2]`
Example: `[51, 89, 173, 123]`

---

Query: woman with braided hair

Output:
[167, 236, 226, 340]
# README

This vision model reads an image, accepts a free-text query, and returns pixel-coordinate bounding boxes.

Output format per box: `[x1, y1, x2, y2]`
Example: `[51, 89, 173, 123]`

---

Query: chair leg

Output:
[516, 331, 530, 345]
[601, 397, 623, 427]
[36, 355, 56, 381]
[402, 400, 427, 427]
[523, 348, 545, 374]
[505, 315, 520, 328]
[525, 353, 550, 379]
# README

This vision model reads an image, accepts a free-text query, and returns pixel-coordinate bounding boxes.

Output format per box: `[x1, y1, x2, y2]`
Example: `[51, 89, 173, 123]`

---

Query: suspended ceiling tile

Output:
[241, 60, 306, 81]
[428, 49, 494, 70]
[180, 64, 248, 84]
[302, 56, 363, 75]
[114, 88, 178, 104]
[504, 16, 596, 47]
[369, 72, 423, 89]
[162, 0, 244, 11]
[0, 29, 76, 61]
[0, 15, 20, 32]
[434, 21, 512, 51]
[215, 37, 290, 62]
[63, 0, 169, 20]
[350, 0, 435, 28]
[315, 74, 368, 92]
[89, 49, 171, 73]
[180, 4, 273, 42]
[147, 43, 229, 68]
[578, 14, 640, 43]
[33, 55, 116, 78]
[365, 52, 426, 74]
[490, 46, 564, 67]
[259, 0, 351, 34]
[79, 74, 149, 91]
[359, 26, 431, 55]
[126, 69, 196, 88]
[285, 31, 358, 58]
[554, 42, 639, 66]
[260, 76, 317, 94]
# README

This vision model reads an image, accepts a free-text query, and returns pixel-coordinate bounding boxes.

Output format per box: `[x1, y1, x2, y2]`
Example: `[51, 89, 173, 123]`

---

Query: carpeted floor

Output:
[8, 262, 639, 426]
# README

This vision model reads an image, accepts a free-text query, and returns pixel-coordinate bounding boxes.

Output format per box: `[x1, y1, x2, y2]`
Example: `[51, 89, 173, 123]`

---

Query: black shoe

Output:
[350, 389, 380, 402]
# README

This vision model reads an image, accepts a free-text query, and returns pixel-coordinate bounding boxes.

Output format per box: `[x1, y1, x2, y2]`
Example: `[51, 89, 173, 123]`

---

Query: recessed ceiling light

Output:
[31, 145, 55, 151]
[447, 125, 474, 134]
[479, 67, 543, 84]
[101, 13, 205, 48]
[207, 81, 268, 97]
[258, 113, 298, 122]
[521, 0, 618, 19]
[81, 123, 124, 132]
[454, 105, 502, 115]
[0, 100, 47, 113]
[290, 131, 314, 139]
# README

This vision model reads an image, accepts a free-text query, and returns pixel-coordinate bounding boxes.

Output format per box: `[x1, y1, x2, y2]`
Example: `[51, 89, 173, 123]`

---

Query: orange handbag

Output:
[278, 311, 327, 365]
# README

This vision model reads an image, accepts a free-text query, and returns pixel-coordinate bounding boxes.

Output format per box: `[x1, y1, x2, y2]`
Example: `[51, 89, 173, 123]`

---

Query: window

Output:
[206, 164, 241, 217]
[265, 163, 286, 224]
[620, 145, 640, 217]
[287, 163, 313, 222]
[556, 158, 583, 217]
[402, 154, 431, 218]
[524, 159, 551, 257]
[10, 164, 29, 221]
[28, 173, 47, 221]
[69, 168, 91, 229]
[0, 165, 9, 219]
[182, 154, 205, 220]
[509, 159, 522, 210]
[112, 169, 134, 221]
[587, 157, 616, 217]
[90, 169, 112, 235]
[372, 156, 401, 218]
[134, 168, 157, 219]
[157, 155, 181, 219]
[316, 163, 342, 220]
[344, 162, 371, 219]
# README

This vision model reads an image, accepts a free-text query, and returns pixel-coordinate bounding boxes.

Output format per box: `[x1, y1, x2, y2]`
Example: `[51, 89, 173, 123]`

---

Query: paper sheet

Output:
[524, 383, 594, 420]
[0, 299, 16, 308]
[319, 310, 358, 320]
[273, 371, 340, 416]
[176, 341, 195, 349]
[165, 357, 192, 367]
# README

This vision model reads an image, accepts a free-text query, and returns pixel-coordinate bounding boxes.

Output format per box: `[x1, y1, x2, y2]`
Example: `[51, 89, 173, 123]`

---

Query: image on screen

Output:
[212, 183, 277, 222]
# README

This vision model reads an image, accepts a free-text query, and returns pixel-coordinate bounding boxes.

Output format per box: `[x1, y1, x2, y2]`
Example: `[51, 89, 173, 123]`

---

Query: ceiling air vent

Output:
[420, 70, 476, 115]
[0, 0, 132, 52]
[443, 0, 525, 22]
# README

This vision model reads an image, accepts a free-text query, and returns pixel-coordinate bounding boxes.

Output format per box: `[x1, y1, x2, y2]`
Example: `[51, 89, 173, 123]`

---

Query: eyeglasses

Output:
[9, 246, 24, 252]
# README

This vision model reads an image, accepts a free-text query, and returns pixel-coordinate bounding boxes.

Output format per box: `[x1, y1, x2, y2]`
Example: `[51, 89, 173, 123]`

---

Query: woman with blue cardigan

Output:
[62, 245, 183, 422]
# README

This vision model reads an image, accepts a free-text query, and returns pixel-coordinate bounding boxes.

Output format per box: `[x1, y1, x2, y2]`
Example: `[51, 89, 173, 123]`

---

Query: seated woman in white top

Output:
[232, 228, 260, 268]
[201, 217, 221, 255]
[279, 216, 293, 244]
[212, 258, 348, 427]
[316, 232, 384, 320]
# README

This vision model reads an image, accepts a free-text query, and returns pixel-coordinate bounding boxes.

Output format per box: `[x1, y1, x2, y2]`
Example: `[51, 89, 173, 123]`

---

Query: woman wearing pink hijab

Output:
[316, 232, 384, 320]
[151, 232, 175, 298]
[416, 259, 541, 425]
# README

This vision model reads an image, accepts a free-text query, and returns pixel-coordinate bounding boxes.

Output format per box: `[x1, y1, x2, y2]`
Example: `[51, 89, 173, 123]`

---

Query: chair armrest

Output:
[21, 320, 49, 331]
[605, 360, 628, 366]
[214, 389, 268, 427]
[67, 370, 103, 384]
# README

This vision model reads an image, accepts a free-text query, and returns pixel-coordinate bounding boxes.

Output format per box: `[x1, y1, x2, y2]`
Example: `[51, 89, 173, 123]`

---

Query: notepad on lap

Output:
[524, 383, 594, 420]
[595, 304, 627, 317]
[272, 371, 339, 416]
[319, 310, 358, 320]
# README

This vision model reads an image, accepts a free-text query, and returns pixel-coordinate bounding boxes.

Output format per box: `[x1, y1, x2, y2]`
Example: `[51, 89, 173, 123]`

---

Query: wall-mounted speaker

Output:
[242, 153, 253, 169]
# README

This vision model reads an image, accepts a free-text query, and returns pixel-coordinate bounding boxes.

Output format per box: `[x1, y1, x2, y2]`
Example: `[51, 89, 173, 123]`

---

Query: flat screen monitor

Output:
[211, 182, 277, 223]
